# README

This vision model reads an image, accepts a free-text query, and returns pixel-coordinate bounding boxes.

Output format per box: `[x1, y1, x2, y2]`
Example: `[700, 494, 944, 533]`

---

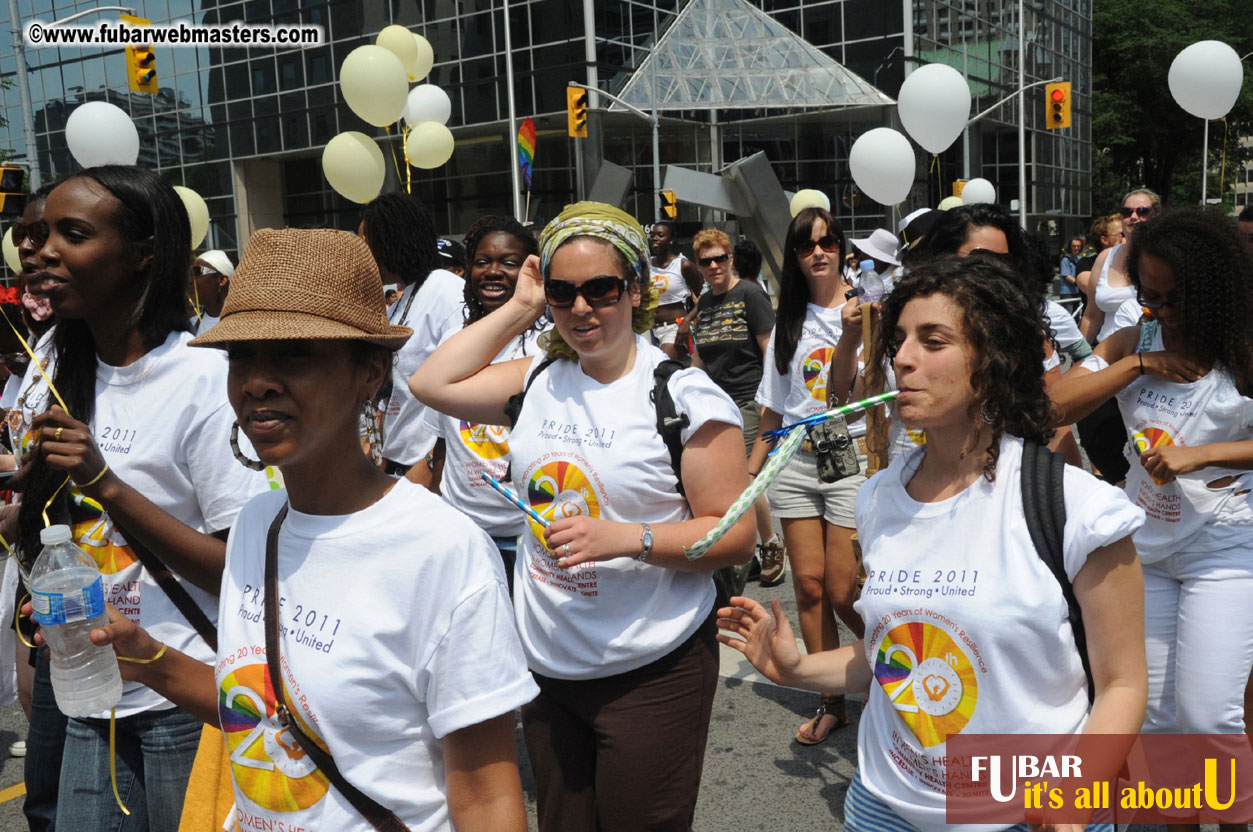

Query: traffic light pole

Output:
[568, 82, 660, 220]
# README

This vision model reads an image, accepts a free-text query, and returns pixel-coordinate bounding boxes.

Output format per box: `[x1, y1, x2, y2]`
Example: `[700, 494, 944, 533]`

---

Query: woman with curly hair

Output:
[420, 216, 544, 587]
[721, 255, 1147, 831]
[749, 206, 865, 744]
[1050, 209, 1253, 759]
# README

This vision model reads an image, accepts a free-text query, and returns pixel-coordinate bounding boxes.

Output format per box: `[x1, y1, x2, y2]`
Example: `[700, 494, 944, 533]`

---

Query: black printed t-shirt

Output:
[690, 279, 775, 405]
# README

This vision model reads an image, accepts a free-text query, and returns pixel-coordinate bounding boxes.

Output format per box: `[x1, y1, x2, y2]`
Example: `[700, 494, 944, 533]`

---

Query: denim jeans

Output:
[492, 534, 518, 596]
[24, 649, 67, 832]
[57, 705, 202, 832]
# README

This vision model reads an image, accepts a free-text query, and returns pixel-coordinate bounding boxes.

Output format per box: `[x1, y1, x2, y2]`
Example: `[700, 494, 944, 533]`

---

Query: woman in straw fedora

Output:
[413, 201, 755, 831]
[16, 165, 267, 830]
[80, 227, 537, 832]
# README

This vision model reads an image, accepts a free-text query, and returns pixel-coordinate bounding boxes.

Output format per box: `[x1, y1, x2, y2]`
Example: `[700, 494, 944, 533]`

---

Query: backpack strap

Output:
[1020, 439, 1094, 704]
[651, 360, 690, 497]
[504, 354, 559, 429]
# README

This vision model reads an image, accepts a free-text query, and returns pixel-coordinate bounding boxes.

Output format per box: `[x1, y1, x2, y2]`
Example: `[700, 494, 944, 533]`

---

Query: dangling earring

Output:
[230, 422, 265, 471]
[979, 401, 995, 425]
[362, 400, 383, 466]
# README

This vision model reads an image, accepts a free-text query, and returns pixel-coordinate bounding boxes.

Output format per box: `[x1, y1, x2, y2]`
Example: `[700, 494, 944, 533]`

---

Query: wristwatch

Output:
[637, 523, 653, 562]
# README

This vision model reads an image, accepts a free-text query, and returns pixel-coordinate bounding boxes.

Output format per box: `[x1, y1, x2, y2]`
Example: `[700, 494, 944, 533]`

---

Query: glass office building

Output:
[0, 0, 1092, 265]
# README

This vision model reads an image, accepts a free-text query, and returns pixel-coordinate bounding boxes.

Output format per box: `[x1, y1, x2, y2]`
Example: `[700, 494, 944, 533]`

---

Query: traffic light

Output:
[122, 14, 157, 94]
[0, 165, 24, 217]
[566, 86, 588, 138]
[660, 190, 677, 219]
[1045, 81, 1071, 130]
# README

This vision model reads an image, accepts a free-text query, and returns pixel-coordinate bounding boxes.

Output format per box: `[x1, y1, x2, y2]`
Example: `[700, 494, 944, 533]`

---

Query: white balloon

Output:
[897, 63, 972, 154]
[403, 85, 452, 126]
[65, 102, 139, 167]
[960, 178, 996, 205]
[789, 189, 830, 217]
[1169, 40, 1244, 120]
[848, 128, 916, 206]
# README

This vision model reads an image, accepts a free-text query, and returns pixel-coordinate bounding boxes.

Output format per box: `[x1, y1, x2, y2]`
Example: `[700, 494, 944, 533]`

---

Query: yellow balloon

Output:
[173, 186, 210, 249]
[405, 122, 454, 170]
[789, 189, 830, 217]
[376, 25, 418, 80]
[2, 227, 19, 274]
[412, 34, 434, 83]
[937, 195, 964, 211]
[322, 132, 386, 203]
[339, 45, 408, 127]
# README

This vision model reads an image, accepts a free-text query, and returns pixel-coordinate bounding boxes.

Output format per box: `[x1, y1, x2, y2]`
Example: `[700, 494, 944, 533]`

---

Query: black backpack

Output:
[1020, 439, 1094, 704]
[504, 356, 747, 607]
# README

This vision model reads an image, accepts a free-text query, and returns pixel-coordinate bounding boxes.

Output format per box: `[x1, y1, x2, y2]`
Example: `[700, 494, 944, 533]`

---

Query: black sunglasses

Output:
[1136, 291, 1178, 312]
[544, 275, 629, 308]
[10, 220, 48, 249]
[1121, 206, 1156, 219]
[794, 234, 842, 257]
[697, 253, 730, 268]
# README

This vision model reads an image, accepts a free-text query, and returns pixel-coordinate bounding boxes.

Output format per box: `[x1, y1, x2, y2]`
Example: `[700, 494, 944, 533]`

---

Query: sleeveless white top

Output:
[1094, 244, 1137, 342]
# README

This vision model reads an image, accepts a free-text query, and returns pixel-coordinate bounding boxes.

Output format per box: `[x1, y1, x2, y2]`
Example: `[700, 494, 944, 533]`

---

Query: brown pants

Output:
[522, 616, 718, 832]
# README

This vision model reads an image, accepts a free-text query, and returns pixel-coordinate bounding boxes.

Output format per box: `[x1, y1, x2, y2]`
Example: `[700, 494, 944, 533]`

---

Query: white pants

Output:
[1142, 545, 1253, 734]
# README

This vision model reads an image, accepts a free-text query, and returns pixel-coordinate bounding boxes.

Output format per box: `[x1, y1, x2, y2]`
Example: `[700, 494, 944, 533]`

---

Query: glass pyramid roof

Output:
[612, 0, 896, 112]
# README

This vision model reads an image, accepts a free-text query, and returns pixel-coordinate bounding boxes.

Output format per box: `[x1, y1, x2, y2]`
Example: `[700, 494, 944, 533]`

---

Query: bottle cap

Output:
[39, 525, 72, 545]
[859, 259, 875, 273]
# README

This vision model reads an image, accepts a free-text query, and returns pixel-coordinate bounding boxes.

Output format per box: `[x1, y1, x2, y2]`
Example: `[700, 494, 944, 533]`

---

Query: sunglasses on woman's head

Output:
[10, 220, 48, 249]
[1121, 206, 1156, 219]
[794, 235, 841, 257]
[697, 253, 730, 268]
[544, 275, 629, 308]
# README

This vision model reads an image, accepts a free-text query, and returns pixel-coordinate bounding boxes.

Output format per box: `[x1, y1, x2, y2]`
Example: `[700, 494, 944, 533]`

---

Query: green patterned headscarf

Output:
[535, 201, 658, 360]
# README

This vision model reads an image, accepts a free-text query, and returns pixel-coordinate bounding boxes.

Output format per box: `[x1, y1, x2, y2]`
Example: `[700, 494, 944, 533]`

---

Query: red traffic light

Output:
[1050, 89, 1065, 102]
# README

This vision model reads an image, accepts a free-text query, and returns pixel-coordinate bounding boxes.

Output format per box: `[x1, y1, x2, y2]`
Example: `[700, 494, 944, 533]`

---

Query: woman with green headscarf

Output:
[413, 202, 755, 831]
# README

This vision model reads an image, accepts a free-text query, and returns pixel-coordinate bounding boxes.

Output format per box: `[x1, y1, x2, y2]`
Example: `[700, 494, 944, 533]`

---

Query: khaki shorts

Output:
[767, 448, 866, 528]
[652, 322, 679, 346]
[737, 401, 761, 458]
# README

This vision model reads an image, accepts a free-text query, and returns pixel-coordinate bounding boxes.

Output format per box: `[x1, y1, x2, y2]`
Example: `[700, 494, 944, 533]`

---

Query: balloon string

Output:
[931, 154, 941, 204]
[109, 708, 130, 816]
[402, 125, 413, 195]
[0, 308, 68, 414]
[1220, 117, 1229, 200]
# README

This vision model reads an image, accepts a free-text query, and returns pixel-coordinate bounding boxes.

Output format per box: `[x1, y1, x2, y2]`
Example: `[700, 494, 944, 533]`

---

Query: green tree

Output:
[1092, 0, 1253, 211]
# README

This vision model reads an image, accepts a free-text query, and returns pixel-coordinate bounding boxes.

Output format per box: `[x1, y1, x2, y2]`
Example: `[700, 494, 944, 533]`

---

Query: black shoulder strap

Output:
[504, 355, 559, 429]
[1020, 440, 1093, 703]
[264, 505, 411, 832]
[111, 518, 217, 653]
[652, 360, 690, 497]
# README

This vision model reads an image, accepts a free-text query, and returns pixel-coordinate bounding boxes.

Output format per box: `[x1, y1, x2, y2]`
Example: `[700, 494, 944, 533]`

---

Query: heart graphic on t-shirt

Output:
[922, 674, 950, 701]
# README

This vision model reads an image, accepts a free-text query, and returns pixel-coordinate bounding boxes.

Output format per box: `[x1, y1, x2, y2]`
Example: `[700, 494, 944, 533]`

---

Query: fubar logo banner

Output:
[945, 733, 1253, 825]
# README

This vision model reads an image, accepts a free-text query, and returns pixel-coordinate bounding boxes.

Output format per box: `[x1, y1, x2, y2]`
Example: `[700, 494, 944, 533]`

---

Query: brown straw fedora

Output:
[188, 227, 412, 350]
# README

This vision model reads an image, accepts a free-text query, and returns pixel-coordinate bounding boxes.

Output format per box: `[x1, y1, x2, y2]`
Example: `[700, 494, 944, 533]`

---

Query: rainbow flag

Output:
[517, 117, 536, 191]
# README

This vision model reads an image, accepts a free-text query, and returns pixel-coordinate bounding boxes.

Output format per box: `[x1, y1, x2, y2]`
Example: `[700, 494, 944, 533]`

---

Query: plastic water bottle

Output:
[859, 260, 884, 304]
[29, 525, 122, 717]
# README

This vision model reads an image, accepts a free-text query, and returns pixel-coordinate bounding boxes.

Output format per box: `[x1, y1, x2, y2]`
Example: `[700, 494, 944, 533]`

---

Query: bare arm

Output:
[1077, 248, 1109, 344]
[34, 407, 228, 593]
[827, 302, 865, 406]
[546, 419, 756, 571]
[716, 596, 873, 694]
[680, 258, 704, 296]
[444, 713, 528, 832]
[746, 407, 783, 477]
[1074, 536, 1146, 734]
[410, 257, 545, 426]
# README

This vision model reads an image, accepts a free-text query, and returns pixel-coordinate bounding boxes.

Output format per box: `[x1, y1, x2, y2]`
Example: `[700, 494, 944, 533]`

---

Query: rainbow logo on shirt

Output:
[802, 347, 834, 401]
[1131, 426, 1175, 485]
[219, 662, 330, 813]
[459, 421, 511, 460]
[873, 621, 979, 747]
[650, 272, 671, 295]
[72, 510, 137, 575]
[526, 460, 601, 543]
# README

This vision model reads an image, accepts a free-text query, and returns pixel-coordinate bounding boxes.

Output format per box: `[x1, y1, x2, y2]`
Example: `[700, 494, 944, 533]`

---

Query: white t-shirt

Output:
[1081, 322, 1253, 561]
[190, 313, 220, 335]
[1111, 297, 1144, 333]
[650, 254, 691, 307]
[1044, 299, 1084, 352]
[216, 482, 538, 832]
[383, 270, 465, 466]
[508, 336, 740, 679]
[22, 330, 268, 717]
[853, 436, 1144, 831]
[422, 326, 546, 538]
[755, 302, 848, 424]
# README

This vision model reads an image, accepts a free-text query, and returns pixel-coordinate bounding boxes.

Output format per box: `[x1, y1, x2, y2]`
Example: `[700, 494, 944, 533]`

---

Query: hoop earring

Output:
[230, 422, 266, 471]
[979, 402, 995, 425]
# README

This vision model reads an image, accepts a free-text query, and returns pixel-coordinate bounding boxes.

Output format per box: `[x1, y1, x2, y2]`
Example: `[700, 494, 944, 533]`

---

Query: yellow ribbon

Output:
[0, 308, 68, 413]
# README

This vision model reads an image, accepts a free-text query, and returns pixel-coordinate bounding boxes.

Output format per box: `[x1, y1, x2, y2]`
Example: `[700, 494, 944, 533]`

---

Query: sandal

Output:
[795, 696, 849, 745]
